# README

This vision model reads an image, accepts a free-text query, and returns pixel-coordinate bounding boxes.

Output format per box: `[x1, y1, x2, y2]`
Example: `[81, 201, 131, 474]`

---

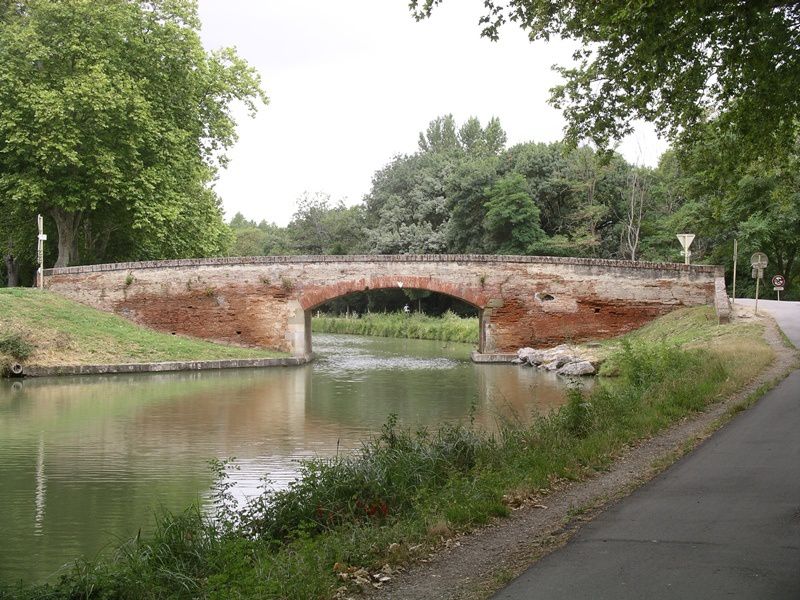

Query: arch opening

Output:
[295, 281, 488, 356]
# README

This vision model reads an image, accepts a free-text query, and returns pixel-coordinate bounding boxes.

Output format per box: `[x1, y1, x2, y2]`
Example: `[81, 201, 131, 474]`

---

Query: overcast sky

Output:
[198, 1, 667, 226]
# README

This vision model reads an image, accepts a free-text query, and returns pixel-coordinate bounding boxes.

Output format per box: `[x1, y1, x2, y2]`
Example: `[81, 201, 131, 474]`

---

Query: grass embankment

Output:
[312, 311, 479, 344]
[0, 288, 286, 373]
[2, 307, 773, 599]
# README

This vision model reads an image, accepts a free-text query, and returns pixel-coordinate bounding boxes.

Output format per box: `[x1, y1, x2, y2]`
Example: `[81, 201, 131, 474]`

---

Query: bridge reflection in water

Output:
[0, 333, 588, 584]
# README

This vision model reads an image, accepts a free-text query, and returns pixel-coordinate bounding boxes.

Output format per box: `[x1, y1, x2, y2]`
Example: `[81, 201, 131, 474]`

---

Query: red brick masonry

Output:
[44, 255, 728, 357]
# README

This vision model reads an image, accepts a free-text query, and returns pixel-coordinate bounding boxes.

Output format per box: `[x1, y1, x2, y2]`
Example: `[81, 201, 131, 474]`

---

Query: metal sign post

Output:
[677, 233, 696, 265]
[36, 214, 47, 290]
[772, 274, 785, 301]
[750, 252, 768, 315]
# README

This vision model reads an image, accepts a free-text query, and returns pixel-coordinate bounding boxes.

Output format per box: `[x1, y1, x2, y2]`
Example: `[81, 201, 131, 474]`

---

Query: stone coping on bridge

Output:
[44, 254, 723, 277]
[15, 356, 310, 378]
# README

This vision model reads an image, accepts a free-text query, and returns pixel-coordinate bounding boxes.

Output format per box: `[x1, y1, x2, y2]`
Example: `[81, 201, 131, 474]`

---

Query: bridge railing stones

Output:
[44, 254, 722, 277]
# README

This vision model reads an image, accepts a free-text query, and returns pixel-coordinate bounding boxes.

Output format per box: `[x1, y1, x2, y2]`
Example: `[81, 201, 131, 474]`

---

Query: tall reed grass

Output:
[312, 311, 479, 344]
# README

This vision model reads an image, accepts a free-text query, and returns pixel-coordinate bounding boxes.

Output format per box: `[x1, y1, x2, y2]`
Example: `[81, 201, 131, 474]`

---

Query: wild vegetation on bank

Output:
[0, 307, 774, 599]
[0, 289, 285, 374]
[312, 311, 479, 344]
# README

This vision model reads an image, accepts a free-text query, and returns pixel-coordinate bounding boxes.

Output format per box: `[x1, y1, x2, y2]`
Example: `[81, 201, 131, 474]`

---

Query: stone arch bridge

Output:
[44, 255, 730, 358]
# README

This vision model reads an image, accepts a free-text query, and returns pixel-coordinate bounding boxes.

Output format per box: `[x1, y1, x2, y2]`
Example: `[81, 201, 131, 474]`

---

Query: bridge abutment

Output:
[285, 301, 312, 358]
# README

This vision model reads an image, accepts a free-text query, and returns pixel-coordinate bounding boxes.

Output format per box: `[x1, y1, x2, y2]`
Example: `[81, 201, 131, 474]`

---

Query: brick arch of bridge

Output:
[295, 275, 489, 355]
[42, 255, 728, 361]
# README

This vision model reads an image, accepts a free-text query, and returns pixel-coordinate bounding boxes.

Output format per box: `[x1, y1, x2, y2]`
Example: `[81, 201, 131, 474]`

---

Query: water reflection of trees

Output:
[0, 338, 582, 583]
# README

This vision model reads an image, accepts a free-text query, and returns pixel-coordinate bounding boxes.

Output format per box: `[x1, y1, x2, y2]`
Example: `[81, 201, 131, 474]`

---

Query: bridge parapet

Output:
[45, 254, 722, 276]
[44, 255, 726, 357]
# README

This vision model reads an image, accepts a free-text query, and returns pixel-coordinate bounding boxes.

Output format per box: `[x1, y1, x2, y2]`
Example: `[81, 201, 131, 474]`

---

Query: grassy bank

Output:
[2, 307, 774, 599]
[312, 311, 479, 344]
[0, 289, 286, 372]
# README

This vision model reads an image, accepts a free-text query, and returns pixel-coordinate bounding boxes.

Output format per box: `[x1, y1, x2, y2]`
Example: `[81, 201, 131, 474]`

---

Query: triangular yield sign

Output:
[676, 233, 695, 250]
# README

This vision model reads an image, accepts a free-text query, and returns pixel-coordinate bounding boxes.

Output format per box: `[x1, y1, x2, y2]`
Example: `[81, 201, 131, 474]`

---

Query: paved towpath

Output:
[493, 300, 800, 599]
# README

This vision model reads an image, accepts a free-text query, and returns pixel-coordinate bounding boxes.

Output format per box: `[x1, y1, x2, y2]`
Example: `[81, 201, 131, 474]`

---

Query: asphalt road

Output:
[493, 300, 800, 599]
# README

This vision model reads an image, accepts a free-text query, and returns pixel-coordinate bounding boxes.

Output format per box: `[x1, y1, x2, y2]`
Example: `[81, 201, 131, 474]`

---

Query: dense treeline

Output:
[229, 115, 799, 301]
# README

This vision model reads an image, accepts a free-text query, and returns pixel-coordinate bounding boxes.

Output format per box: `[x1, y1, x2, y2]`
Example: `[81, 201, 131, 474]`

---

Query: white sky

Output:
[198, 0, 667, 226]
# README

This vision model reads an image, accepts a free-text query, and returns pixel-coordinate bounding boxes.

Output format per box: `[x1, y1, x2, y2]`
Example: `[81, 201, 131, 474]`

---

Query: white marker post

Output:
[36, 214, 47, 290]
[750, 252, 768, 315]
[677, 233, 695, 265]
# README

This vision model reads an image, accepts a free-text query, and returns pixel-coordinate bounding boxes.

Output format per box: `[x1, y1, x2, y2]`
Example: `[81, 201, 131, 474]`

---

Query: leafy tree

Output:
[636, 124, 800, 298]
[483, 173, 545, 254]
[0, 205, 37, 286]
[287, 193, 366, 255]
[445, 154, 500, 253]
[0, 0, 265, 267]
[259, 222, 295, 256]
[229, 227, 267, 257]
[227, 214, 295, 256]
[365, 151, 453, 255]
[367, 116, 508, 255]
[501, 142, 573, 237]
[637, 150, 698, 263]
[410, 1, 800, 159]
[418, 115, 461, 154]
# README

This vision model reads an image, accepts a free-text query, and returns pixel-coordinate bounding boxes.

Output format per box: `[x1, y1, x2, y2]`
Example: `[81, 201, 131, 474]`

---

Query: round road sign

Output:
[772, 274, 786, 288]
[750, 252, 769, 268]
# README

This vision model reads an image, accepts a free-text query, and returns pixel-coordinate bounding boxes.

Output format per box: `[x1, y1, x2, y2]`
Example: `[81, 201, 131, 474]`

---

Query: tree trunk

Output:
[3, 251, 19, 287]
[623, 170, 645, 261]
[52, 208, 82, 268]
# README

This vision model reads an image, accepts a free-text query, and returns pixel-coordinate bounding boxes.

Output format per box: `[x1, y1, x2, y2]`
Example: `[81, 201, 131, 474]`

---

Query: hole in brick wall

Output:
[236, 331, 242, 335]
[171, 332, 176, 335]
[594, 307, 601, 313]
[535, 292, 555, 302]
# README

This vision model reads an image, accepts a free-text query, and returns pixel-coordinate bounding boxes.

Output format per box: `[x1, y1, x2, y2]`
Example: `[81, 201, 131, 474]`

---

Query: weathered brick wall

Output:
[44, 255, 724, 356]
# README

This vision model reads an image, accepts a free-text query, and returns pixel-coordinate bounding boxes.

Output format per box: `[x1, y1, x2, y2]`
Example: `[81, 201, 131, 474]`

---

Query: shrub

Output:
[0, 332, 35, 361]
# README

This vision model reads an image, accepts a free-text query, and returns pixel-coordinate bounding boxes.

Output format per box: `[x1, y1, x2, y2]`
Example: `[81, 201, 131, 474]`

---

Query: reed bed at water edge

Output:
[312, 311, 479, 343]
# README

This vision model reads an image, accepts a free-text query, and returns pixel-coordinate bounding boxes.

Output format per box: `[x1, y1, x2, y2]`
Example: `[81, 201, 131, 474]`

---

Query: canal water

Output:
[0, 334, 582, 584]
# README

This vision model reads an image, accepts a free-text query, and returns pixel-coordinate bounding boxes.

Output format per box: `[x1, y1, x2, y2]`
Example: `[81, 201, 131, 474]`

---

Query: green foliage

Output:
[445, 154, 501, 253]
[287, 193, 366, 255]
[0, 332, 35, 361]
[312, 311, 479, 343]
[411, 1, 800, 162]
[650, 122, 800, 299]
[364, 151, 451, 254]
[483, 173, 545, 254]
[561, 386, 593, 438]
[0, 0, 265, 267]
[361, 115, 641, 260]
[227, 213, 294, 257]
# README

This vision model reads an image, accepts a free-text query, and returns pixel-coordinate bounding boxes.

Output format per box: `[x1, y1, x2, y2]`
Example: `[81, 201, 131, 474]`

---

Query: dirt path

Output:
[368, 309, 798, 600]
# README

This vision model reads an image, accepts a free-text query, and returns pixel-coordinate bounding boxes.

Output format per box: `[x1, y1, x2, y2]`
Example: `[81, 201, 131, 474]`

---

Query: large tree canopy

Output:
[410, 1, 800, 158]
[0, 0, 266, 268]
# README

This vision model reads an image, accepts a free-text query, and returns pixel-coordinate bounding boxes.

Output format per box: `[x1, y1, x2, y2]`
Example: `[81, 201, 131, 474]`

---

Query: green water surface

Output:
[0, 334, 581, 584]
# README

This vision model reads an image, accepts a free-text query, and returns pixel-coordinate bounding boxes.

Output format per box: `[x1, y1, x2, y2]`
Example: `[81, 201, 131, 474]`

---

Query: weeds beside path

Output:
[371, 308, 798, 600]
[1, 307, 784, 599]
